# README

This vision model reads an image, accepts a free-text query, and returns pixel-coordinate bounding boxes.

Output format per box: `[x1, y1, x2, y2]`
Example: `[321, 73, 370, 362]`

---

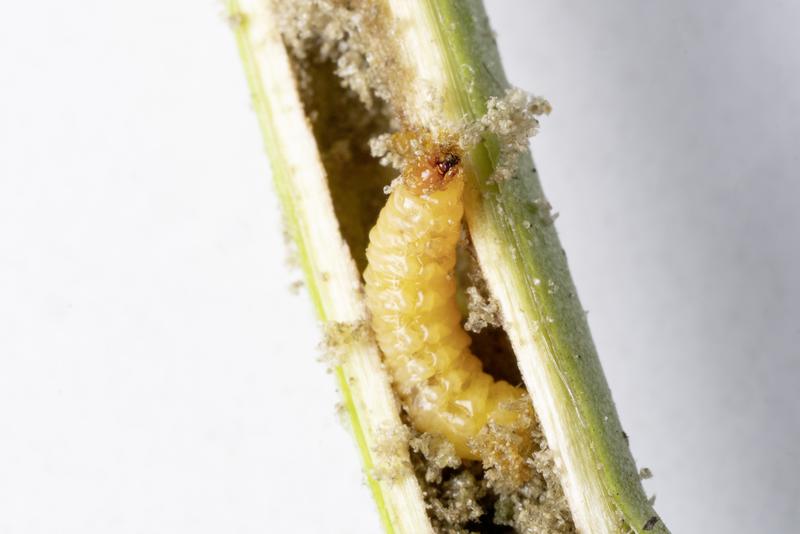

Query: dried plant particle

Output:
[289, 279, 304, 294]
[409, 432, 461, 484]
[463, 286, 502, 333]
[530, 197, 559, 225]
[275, 0, 412, 113]
[372, 424, 413, 482]
[281, 223, 301, 270]
[429, 470, 485, 531]
[370, 132, 405, 169]
[320, 320, 371, 370]
[334, 401, 347, 422]
[459, 88, 551, 182]
[492, 438, 577, 533]
[639, 467, 653, 480]
[410, 412, 576, 534]
[469, 398, 535, 493]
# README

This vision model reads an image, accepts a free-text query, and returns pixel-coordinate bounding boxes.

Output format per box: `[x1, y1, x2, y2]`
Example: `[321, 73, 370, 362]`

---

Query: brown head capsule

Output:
[435, 152, 460, 178]
[381, 129, 464, 195]
[403, 144, 462, 195]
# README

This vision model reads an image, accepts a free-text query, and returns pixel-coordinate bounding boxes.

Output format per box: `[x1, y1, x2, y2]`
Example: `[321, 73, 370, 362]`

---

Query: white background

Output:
[1, 1, 797, 533]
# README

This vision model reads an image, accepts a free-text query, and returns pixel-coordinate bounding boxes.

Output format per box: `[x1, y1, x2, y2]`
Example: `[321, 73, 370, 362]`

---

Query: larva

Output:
[364, 134, 532, 468]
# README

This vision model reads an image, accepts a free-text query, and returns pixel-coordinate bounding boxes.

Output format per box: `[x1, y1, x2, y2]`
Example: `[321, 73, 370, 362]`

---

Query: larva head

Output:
[382, 129, 463, 195]
[404, 146, 462, 195]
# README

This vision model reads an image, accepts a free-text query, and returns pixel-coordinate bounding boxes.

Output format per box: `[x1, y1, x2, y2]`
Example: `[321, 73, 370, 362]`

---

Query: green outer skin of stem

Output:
[226, 2, 399, 531]
[419, 1, 668, 532]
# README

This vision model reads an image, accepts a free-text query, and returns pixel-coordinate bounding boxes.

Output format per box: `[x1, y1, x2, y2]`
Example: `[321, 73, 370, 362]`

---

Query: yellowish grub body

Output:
[364, 140, 532, 466]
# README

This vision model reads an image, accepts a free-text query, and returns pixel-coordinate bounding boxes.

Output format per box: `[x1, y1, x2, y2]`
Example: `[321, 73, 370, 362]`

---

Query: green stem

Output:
[226, 0, 668, 531]
[414, 1, 668, 532]
[226, 2, 433, 532]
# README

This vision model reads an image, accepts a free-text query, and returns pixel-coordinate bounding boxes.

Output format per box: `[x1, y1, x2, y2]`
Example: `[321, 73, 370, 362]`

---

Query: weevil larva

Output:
[364, 134, 532, 465]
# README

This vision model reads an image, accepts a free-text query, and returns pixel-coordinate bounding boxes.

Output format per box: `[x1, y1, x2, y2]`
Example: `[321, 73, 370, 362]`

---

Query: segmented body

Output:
[364, 150, 528, 460]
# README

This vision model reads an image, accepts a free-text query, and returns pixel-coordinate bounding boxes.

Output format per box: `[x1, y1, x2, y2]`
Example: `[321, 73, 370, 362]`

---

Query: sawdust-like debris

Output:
[469, 397, 536, 494]
[288, 279, 304, 294]
[319, 320, 370, 370]
[464, 286, 502, 333]
[428, 470, 486, 532]
[482, 89, 550, 182]
[490, 406, 576, 533]
[275, 0, 410, 113]
[409, 404, 575, 534]
[409, 432, 461, 484]
[372, 424, 413, 482]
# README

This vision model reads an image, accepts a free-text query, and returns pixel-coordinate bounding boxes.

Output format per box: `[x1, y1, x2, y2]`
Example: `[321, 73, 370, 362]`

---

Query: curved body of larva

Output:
[364, 172, 528, 460]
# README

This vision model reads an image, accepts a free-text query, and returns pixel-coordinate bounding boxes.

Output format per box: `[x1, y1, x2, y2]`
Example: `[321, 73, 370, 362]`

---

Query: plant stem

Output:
[386, 2, 667, 531]
[226, 1, 433, 532]
[226, 0, 668, 532]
